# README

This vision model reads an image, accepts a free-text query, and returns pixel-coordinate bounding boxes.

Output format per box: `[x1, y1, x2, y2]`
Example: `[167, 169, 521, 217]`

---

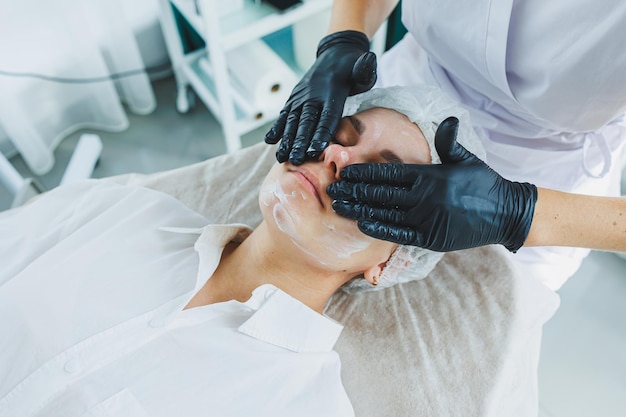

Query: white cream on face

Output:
[320, 221, 371, 258]
[371, 119, 384, 141]
[260, 176, 374, 266]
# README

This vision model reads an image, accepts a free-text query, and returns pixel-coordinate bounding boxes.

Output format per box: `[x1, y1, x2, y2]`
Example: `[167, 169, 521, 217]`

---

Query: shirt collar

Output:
[238, 284, 344, 353]
[159, 223, 252, 247]
[160, 224, 253, 293]
[161, 225, 343, 353]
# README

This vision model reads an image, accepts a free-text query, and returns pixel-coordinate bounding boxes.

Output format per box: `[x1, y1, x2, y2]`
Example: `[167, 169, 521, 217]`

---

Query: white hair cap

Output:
[340, 85, 486, 293]
[342, 85, 486, 163]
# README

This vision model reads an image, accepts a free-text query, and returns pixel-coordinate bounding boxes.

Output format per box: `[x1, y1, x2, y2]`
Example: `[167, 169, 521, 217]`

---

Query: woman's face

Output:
[259, 108, 431, 274]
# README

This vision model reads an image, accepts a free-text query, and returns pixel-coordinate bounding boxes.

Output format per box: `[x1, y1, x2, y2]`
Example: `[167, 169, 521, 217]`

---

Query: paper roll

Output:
[226, 39, 297, 113]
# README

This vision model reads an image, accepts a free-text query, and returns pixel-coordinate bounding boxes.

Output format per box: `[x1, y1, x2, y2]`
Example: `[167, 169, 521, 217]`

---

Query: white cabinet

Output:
[158, 0, 386, 153]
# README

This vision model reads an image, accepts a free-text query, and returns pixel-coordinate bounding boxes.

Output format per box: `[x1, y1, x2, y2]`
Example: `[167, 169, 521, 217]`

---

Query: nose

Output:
[321, 143, 353, 180]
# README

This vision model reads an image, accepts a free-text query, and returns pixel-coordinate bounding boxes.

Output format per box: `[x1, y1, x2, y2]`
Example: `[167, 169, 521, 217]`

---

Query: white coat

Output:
[376, 0, 626, 289]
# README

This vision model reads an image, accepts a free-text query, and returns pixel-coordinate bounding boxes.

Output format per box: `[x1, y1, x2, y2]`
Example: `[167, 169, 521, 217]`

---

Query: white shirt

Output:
[0, 180, 353, 417]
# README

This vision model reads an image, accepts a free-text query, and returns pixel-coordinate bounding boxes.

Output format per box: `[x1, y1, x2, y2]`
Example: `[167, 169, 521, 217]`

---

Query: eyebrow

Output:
[350, 115, 405, 164]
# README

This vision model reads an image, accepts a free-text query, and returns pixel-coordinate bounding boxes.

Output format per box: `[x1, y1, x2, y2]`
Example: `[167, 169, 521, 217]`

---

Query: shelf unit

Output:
[158, 0, 386, 153]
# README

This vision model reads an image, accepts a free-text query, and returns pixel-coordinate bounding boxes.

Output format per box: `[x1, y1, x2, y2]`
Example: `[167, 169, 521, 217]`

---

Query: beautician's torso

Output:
[403, 0, 624, 193]
[383, 0, 626, 289]
[403, 0, 626, 136]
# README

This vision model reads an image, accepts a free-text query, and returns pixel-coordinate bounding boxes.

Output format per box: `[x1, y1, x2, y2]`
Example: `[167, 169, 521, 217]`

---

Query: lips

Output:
[291, 168, 323, 205]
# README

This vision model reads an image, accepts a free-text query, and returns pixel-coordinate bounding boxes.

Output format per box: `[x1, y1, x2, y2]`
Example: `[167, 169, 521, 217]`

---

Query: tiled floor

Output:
[2, 76, 625, 416]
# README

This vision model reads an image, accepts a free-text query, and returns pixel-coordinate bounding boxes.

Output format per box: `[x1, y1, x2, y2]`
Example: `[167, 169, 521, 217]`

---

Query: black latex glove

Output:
[326, 117, 538, 252]
[264, 30, 377, 165]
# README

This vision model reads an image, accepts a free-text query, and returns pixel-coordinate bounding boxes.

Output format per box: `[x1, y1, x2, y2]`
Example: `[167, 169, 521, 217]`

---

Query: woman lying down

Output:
[0, 86, 484, 416]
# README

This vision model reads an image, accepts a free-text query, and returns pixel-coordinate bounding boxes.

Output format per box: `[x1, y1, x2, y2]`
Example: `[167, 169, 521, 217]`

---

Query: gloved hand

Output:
[326, 117, 538, 252]
[264, 30, 377, 165]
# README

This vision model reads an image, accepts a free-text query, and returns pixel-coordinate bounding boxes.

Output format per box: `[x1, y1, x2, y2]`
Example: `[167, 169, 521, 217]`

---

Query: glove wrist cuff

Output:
[317, 30, 370, 57]
[504, 183, 538, 253]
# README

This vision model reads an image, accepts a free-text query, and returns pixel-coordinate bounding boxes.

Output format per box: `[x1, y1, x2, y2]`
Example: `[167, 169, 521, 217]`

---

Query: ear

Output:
[363, 261, 387, 286]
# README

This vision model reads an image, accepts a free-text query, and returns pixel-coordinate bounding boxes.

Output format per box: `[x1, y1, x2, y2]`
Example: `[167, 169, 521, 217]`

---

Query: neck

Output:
[191, 222, 350, 313]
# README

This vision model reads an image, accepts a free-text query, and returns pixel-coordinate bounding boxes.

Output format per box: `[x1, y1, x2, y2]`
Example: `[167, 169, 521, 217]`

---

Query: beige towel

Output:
[108, 142, 560, 417]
